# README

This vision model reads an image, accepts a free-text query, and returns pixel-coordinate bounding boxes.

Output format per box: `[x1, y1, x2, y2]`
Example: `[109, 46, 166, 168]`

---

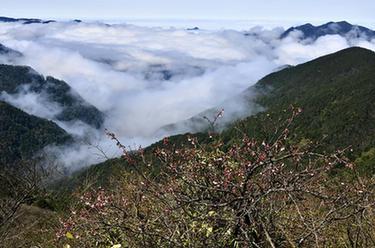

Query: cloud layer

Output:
[0, 21, 374, 169]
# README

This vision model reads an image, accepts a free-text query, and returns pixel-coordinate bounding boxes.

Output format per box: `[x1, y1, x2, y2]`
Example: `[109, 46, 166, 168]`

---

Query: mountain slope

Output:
[223, 47, 375, 155]
[0, 65, 104, 128]
[0, 101, 71, 166]
[281, 21, 375, 40]
[0, 43, 22, 57]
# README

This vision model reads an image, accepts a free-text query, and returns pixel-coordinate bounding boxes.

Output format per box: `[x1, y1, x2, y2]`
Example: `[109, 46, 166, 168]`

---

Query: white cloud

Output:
[275, 34, 350, 65]
[0, 85, 62, 119]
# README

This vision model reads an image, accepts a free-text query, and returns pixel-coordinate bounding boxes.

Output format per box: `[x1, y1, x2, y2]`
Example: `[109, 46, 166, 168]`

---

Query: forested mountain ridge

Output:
[222, 47, 375, 157]
[0, 100, 71, 166]
[0, 64, 105, 128]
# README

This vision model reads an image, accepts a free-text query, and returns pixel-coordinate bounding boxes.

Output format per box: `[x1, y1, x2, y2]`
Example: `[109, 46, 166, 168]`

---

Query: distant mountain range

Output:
[0, 16, 56, 24]
[0, 16, 83, 24]
[280, 21, 375, 40]
[1, 17, 374, 42]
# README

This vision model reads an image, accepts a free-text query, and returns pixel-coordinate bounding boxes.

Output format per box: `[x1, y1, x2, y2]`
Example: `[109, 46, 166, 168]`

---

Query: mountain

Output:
[0, 16, 55, 24]
[281, 21, 375, 40]
[187, 27, 200, 31]
[222, 47, 375, 157]
[0, 64, 104, 128]
[0, 101, 71, 166]
[0, 43, 22, 57]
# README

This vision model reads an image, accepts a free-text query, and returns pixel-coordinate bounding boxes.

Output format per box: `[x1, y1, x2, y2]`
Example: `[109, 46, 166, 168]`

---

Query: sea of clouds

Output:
[0, 20, 374, 169]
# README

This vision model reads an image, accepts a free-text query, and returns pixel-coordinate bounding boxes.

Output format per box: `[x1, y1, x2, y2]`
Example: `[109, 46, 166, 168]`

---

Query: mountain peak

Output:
[281, 21, 375, 40]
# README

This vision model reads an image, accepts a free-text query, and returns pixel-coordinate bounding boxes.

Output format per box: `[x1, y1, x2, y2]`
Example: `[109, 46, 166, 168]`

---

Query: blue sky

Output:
[1, 0, 374, 25]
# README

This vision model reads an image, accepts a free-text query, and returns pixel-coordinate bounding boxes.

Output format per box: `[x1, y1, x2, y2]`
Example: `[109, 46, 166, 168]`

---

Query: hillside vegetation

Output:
[223, 47, 375, 157]
[0, 100, 71, 166]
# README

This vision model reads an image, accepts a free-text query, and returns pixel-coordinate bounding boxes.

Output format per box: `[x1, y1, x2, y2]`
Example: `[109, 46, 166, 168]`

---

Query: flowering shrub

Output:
[58, 109, 375, 247]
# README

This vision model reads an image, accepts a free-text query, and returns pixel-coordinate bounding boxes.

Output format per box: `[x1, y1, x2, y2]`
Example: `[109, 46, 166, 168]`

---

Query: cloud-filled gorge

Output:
[0, 21, 374, 170]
